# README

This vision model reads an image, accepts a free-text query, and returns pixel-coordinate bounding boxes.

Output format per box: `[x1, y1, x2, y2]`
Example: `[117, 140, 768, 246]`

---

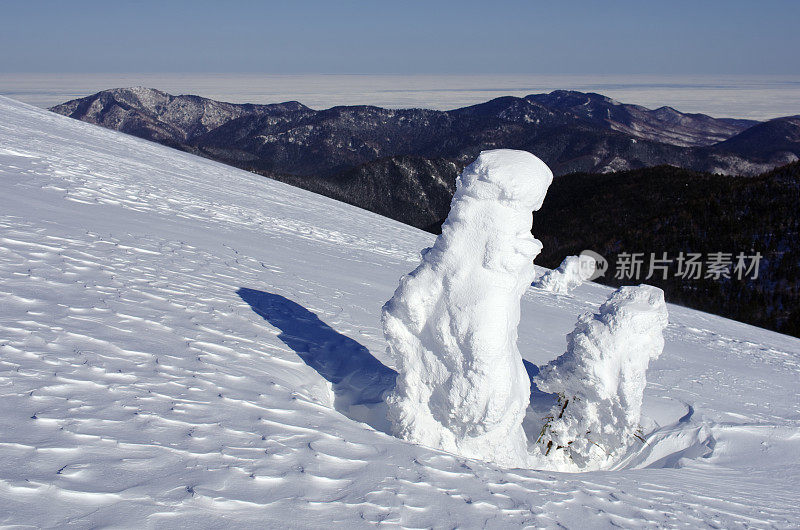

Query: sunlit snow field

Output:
[3, 73, 800, 119]
[1, 96, 799, 527]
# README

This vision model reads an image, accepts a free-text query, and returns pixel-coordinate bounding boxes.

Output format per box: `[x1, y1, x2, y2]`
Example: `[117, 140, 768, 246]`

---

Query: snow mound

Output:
[533, 285, 669, 471]
[535, 254, 596, 293]
[383, 149, 553, 467]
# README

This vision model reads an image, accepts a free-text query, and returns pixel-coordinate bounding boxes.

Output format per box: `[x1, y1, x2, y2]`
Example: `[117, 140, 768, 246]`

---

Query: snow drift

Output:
[382, 149, 553, 467]
[535, 254, 596, 294]
[533, 285, 669, 471]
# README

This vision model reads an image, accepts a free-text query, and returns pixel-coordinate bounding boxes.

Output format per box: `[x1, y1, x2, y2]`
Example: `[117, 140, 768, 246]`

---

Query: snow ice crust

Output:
[382, 150, 553, 467]
[535, 254, 596, 294]
[534, 285, 669, 471]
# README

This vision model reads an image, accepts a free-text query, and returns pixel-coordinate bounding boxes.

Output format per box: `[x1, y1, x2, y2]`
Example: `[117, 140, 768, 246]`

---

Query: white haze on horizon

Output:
[1, 73, 799, 120]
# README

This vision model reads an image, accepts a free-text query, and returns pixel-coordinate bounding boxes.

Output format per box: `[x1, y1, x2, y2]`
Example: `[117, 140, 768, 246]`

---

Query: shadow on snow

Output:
[237, 288, 396, 434]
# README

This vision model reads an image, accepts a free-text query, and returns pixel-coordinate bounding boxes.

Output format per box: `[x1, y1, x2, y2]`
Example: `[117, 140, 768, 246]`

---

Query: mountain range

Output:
[51, 87, 800, 229]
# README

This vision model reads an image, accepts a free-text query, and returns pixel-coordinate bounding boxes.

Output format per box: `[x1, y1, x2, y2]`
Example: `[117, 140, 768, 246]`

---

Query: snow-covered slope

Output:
[1, 96, 799, 527]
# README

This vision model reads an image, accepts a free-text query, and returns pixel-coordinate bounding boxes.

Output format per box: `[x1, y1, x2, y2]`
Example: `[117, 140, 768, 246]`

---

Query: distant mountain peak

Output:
[111, 86, 168, 96]
[526, 90, 758, 147]
[50, 88, 313, 143]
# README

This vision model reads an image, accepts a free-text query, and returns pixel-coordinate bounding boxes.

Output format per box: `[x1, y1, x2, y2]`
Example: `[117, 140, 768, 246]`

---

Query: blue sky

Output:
[2, 0, 798, 74]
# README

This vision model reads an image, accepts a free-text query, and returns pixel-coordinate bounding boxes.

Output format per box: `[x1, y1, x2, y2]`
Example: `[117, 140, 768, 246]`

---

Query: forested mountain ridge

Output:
[536, 162, 800, 337]
[52, 87, 799, 186]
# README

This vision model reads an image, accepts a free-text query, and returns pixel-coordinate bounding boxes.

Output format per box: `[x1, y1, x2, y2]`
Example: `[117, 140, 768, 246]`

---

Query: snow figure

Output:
[382, 149, 553, 468]
[535, 254, 596, 294]
[533, 285, 668, 471]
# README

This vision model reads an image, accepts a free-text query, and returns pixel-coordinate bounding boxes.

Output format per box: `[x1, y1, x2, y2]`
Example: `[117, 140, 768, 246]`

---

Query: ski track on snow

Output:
[1, 96, 799, 527]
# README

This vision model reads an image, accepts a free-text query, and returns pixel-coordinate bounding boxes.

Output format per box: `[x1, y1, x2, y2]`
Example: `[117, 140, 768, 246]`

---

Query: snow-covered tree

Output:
[382, 149, 553, 467]
[535, 254, 596, 294]
[533, 285, 669, 471]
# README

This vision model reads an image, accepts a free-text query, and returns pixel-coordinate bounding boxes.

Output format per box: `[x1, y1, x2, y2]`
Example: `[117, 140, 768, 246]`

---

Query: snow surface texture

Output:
[1, 96, 800, 527]
[534, 285, 669, 471]
[535, 254, 596, 294]
[383, 150, 552, 468]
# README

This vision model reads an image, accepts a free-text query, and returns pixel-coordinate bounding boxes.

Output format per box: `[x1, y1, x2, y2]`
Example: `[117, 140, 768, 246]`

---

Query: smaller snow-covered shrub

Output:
[534, 254, 596, 294]
[533, 285, 668, 471]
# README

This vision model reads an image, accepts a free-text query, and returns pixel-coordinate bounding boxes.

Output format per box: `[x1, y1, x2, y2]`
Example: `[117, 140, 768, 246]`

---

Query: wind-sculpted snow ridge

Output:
[2, 96, 800, 527]
[534, 254, 595, 294]
[383, 150, 553, 467]
[534, 285, 669, 471]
